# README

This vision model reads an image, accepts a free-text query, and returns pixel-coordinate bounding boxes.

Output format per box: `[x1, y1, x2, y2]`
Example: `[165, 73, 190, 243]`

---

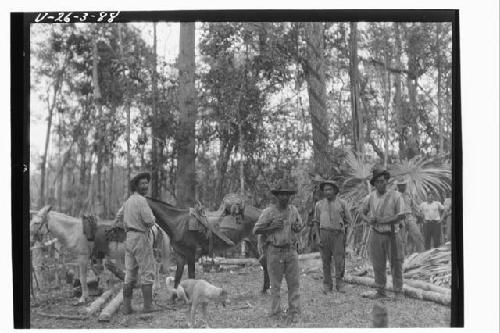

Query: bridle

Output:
[31, 214, 50, 244]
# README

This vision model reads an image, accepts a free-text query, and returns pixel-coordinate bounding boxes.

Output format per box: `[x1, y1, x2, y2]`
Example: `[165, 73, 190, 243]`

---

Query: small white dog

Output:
[165, 277, 229, 328]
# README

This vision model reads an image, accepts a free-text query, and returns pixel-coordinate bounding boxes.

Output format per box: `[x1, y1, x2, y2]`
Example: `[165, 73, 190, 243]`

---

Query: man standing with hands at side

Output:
[115, 171, 158, 314]
[312, 180, 352, 294]
[253, 178, 304, 324]
[360, 168, 406, 300]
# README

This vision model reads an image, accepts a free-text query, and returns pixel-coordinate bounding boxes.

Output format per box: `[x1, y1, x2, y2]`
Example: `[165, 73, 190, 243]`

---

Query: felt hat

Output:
[270, 178, 297, 195]
[319, 179, 340, 192]
[130, 171, 151, 191]
[370, 168, 390, 186]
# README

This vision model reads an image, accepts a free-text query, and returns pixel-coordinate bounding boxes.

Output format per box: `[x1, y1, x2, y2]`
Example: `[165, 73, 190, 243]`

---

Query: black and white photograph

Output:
[13, 5, 496, 330]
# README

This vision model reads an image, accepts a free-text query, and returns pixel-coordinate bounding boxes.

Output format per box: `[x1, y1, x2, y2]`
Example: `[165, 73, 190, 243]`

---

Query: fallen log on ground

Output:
[33, 312, 88, 320]
[403, 279, 451, 295]
[85, 284, 121, 316]
[200, 252, 321, 267]
[98, 288, 123, 322]
[344, 275, 451, 306]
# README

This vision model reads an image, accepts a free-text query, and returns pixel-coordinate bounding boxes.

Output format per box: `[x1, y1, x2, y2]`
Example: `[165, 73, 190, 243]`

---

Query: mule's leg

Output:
[76, 254, 89, 304]
[174, 252, 185, 289]
[187, 254, 196, 279]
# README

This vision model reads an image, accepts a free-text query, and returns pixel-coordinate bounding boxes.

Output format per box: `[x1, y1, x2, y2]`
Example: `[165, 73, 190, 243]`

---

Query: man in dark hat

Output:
[359, 168, 406, 300]
[313, 180, 352, 294]
[253, 178, 304, 324]
[115, 171, 158, 313]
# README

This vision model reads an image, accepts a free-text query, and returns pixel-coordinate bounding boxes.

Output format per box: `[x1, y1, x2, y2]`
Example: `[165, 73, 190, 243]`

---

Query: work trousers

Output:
[267, 246, 300, 316]
[423, 220, 441, 250]
[124, 231, 155, 285]
[319, 229, 345, 289]
[369, 229, 404, 293]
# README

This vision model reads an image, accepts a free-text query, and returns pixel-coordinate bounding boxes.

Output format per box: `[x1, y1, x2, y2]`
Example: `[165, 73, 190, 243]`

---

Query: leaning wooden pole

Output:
[98, 288, 123, 322]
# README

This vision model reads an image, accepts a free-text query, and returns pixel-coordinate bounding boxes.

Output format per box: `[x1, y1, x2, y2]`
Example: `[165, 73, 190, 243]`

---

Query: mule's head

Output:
[30, 205, 52, 246]
[81, 214, 98, 241]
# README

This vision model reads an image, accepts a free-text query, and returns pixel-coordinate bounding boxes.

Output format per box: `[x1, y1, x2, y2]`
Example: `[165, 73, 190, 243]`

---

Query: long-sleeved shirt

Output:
[253, 204, 303, 247]
[419, 201, 444, 221]
[313, 197, 352, 231]
[115, 193, 156, 232]
[360, 189, 405, 233]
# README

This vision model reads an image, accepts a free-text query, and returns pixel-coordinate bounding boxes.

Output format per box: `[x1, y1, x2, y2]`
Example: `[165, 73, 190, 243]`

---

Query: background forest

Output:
[29, 22, 452, 223]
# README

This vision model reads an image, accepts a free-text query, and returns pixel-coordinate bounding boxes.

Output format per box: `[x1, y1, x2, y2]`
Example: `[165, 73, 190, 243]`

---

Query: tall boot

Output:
[141, 284, 159, 313]
[122, 283, 134, 314]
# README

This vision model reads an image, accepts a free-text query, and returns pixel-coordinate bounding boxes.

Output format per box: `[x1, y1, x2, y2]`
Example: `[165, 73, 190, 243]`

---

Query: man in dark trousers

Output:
[253, 178, 303, 324]
[360, 168, 406, 300]
[115, 171, 157, 314]
[313, 180, 352, 294]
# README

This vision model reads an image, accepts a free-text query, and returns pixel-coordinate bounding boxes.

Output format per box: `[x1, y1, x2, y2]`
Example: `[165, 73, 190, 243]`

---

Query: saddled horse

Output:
[145, 197, 270, 293]
[29, 206, 171, 304]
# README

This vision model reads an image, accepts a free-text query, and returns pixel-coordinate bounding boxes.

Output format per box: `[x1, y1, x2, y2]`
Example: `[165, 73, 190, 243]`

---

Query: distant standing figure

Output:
[312, 180, 352, 294]
[419, 194, 445, 249]
[443, 197, 452, 243]
[396, 179, 424, 253]
[253, 178, 304, 324]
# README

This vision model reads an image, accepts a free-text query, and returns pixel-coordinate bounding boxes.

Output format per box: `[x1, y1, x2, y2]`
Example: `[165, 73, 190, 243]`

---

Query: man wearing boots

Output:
[360, 168, 406, 300]
[115, 171, 158, 314]
[253, 178, 303, 324]
[313, 180, 352, 294]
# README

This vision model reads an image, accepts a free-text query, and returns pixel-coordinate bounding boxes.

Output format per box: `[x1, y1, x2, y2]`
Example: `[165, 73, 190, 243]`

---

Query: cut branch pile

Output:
[402, 242, 451, 288]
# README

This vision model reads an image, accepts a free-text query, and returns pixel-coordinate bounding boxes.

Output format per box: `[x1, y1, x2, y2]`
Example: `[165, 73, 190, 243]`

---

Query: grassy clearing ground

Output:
[31, 264, 450, 328]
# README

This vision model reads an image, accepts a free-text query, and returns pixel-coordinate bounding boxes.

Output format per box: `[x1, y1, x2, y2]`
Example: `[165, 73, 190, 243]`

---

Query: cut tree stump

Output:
[85, 284, 121, 316]
[344, 275, 451, 306]
[98, 288, 123, 322]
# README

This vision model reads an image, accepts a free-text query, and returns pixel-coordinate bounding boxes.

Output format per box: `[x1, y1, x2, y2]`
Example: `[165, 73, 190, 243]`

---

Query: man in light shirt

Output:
[312, 180, 352, 294]
[418, 194, 445, 249]
[115, 171, 157, 314]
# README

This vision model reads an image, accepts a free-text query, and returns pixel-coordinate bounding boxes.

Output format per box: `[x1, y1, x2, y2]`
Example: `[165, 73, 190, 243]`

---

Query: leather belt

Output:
[126, 228, 145, 233]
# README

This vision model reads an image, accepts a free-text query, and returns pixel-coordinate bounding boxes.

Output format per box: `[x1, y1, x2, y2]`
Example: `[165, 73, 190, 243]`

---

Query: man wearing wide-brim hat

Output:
[359, 168, 406, 300]
[115, 171, 158, 313]
[253, 178, 304, 324]
[313, 179, 352, 294]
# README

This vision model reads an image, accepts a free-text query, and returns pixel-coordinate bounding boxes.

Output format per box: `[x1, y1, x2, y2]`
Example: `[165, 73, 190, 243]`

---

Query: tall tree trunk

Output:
[215, 139, 233, 204]
[394, 23, 406, 159]
[39, 73, 63, 208]
[175, 22, 197, 208]
[436, 24, 444, 155]
[349, 22, 364, 157]
[304, 22, 329, 175]
[92, 27, 104, 215]
[117, 25, 132, 196]
[382, 51, 391, 168]
[107, 155, 114, 218]
[405, 24, 420, 159]
[57, 113, 63, 211]
[151, 23, 160, 199]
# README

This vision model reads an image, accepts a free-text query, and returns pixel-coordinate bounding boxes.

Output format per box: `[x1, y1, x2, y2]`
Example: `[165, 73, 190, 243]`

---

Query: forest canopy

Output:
[30, 21, 452, 218]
